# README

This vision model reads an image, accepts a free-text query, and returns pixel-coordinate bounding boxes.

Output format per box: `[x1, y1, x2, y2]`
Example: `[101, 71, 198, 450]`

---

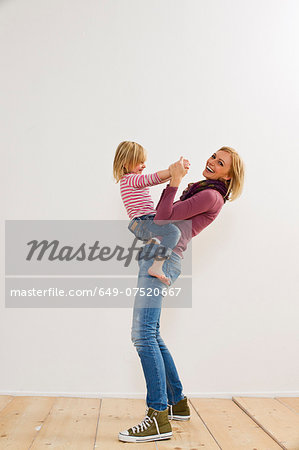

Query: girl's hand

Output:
[169, 156, 189, 180]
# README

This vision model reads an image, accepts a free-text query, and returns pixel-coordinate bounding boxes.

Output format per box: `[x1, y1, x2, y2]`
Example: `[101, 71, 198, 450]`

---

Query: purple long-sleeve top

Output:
[153, 184, 225, 258]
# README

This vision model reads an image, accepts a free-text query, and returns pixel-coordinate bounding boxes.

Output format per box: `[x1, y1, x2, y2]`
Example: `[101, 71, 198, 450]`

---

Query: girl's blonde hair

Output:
[113, 141, 147, 183]
[219, 146, 245, 202]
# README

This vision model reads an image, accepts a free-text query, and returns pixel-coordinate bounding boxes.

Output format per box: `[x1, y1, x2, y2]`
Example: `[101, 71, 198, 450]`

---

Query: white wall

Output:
[1, 0, 299, 398]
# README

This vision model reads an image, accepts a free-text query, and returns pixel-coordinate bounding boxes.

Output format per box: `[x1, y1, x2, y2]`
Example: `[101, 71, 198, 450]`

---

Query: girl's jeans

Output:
[128, 214, 181, 259]
[131, 243, 185, 411]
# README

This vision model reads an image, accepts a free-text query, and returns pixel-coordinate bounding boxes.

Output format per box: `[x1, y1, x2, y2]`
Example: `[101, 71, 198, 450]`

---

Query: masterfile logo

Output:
[5, 220, 192, 308]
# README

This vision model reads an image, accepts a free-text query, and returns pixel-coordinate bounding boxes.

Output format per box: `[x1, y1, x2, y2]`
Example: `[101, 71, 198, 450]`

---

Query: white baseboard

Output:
[1, 390, 299, 398]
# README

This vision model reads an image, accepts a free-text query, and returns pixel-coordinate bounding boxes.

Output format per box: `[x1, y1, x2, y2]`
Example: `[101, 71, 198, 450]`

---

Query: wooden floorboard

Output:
[190, 398, 281, 450]
[0, 396, 56, 450]
[0, 395, 298, 449]
[276, 397, 299, 414]
[0, 396, 14, 413]
[233, 397, 299, 450]
[29, 397, 100, 450]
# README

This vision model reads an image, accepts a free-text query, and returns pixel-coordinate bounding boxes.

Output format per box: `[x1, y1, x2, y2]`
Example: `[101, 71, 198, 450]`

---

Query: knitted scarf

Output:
[179, 179, 230, 203]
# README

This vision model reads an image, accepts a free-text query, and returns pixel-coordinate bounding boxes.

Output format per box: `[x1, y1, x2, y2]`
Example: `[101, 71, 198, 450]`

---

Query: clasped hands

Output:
[168, 156, 190, 180]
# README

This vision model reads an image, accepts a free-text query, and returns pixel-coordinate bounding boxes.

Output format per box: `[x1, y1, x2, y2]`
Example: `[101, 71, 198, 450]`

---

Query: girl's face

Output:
[202, 150, 232, 181]
[130, 160, 146, 174]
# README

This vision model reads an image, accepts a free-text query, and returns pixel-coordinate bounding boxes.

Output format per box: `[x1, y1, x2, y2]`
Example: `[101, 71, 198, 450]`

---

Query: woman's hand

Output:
[169, 156, 189, 178]
[169, 157, 189, 187]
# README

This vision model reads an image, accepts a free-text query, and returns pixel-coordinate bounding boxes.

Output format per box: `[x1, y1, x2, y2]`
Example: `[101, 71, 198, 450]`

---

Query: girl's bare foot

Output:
[148, 260, 170, 286]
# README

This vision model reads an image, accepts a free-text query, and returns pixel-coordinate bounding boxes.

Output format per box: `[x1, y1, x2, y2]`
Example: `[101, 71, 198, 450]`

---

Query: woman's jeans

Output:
[131, 243, 185, 411]
[128, 214, 181, 259]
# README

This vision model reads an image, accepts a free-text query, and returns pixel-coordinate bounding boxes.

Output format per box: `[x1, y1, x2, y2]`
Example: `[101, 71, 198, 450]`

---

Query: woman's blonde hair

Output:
[113, 141, 147, 183]
[219, 146, 245, 202]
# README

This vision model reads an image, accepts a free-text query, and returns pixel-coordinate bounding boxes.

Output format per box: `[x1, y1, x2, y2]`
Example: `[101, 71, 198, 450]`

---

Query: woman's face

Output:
[202, 150, 232, 181]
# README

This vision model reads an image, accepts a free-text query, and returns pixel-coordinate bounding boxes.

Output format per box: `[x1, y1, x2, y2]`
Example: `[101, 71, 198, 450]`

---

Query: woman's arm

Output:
[154, 186, 217, 221]
[154, 157, 216, 221]
[154, 157, 190, 200]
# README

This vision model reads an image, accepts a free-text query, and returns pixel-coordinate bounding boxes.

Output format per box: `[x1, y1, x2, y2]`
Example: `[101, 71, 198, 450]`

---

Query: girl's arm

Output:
[125, 169, 170, 189]
[125, 158, 190, 189]
[155, 170, 172, 184]
[157, 169, 171, 182]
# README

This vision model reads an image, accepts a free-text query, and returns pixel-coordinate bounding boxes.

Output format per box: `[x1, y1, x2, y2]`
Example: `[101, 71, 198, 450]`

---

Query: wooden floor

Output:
[0, 396, 299, 449]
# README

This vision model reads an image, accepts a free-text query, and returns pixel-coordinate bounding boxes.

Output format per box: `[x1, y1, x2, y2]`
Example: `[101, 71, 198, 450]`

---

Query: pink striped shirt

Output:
[120, 172, 162, 219]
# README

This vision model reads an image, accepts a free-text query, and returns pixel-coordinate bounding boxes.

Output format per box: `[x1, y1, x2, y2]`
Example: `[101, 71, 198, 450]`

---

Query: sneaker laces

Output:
[131, 409, 153, 434]
[131, 407, 160, 435]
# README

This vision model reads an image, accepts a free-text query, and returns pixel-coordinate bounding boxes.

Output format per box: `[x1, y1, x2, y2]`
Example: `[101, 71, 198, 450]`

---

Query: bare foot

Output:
[148, 267, 170, 286]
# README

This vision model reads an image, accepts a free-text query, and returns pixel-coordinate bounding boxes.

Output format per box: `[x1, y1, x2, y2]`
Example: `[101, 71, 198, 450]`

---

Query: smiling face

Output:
[202, 150, 232, 181]
[130, 160, 146, 174]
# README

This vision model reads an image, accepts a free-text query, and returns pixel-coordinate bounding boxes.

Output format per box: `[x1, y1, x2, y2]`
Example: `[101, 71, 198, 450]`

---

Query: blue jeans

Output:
[131, 243, 185, 411]
[128, 214, 181, 259]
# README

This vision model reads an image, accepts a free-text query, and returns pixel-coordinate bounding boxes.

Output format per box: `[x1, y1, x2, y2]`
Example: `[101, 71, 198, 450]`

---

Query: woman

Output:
[118, 147, 245, 443]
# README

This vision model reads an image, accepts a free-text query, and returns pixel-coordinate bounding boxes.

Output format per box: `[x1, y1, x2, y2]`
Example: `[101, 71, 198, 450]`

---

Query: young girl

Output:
[113, 141, 190, 285]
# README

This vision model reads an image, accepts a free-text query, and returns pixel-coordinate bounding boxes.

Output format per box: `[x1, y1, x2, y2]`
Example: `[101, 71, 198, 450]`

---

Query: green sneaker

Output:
[168, 396, 191, 420]
[118, 406, 172, 442]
